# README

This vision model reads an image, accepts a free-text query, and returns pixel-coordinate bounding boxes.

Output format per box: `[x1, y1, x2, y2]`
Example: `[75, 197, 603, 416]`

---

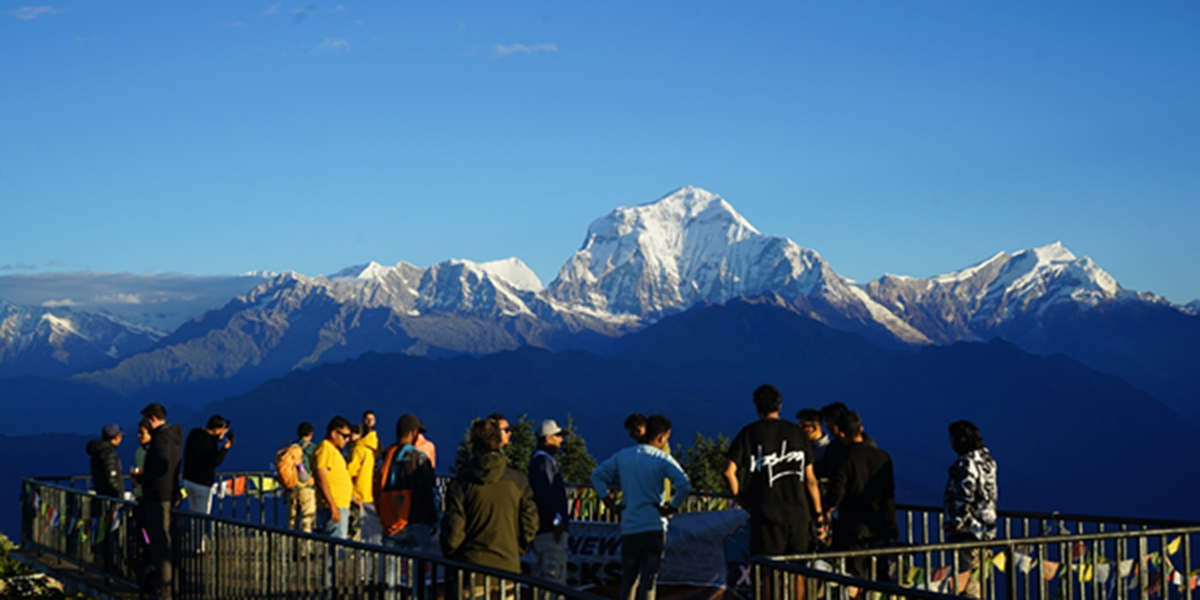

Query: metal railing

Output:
[751, 554, 961, 600]
[174, 511, 602, 599]
[21, 476, 603, 599]
[19, 478, 141, 590]
[24, 472, 1200, 600]
[759, 527, 1200, 600]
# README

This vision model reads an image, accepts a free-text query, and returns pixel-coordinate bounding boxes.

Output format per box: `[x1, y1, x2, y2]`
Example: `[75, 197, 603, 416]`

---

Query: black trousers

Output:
[620, 530, 666, 600]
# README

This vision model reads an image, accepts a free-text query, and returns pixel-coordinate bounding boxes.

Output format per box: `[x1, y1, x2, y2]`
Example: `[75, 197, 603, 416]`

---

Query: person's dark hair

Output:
[350, 424, 363, 436]
[836, 410, 863, 438]
[206, 415, 228, 430]
[821, 402, 849, 430]
[363, 410, 375, 420]
[487, 412, 507, 423]
[297, 422, 314, 438]
[326, 416, 351, 435]
[470, 418, 503, 455]
[644, 415, 672, 441]
[752, 384, 783, 415]
[623, 413, 646, 432]
[796, 408, 822, 424]
[140, 402, 167, 422]
[949, 420, 984, 455]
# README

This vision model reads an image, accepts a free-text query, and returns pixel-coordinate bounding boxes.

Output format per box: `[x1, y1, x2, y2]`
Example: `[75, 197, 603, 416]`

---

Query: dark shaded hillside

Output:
[1000, 301, 1200, 419]
[190, 301, 1198, 520]
[0, 377, 144, 435]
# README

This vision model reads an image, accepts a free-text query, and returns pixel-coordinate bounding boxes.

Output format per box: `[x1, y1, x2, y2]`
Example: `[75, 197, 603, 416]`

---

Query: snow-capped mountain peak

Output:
[468, 258, 543, 292]
[544, 186, 931, 343]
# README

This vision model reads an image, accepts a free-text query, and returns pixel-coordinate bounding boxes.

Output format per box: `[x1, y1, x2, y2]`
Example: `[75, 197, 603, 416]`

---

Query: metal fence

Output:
[760, 527, 1200, 600]
[21, 476, 603, 599]
[23, 472, 1200, 600]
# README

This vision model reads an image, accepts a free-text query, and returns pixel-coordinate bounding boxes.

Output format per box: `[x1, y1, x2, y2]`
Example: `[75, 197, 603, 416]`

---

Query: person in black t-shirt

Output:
[724, 384, 824, 556]
[823, 410, 896, 580]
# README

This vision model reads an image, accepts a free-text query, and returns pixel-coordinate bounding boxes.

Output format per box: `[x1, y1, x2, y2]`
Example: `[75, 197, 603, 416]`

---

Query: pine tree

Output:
[557, 414, 597, 483]
[676, 431, 732, 494]
[503, 415, 536, 474]
[451, 414, 536, 475]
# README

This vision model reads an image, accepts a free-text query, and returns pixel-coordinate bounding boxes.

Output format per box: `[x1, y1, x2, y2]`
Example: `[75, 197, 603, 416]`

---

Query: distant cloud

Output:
[0, 262, 38, 271]
[8, 6, 64, 20]
[493, 43, 558, 58]
[263, 2, 283, 16]
[91, 293, 144, 305]
[312, 37, 350, 54]
[333, 4, 346, 12]
[41, 298, 79, 308]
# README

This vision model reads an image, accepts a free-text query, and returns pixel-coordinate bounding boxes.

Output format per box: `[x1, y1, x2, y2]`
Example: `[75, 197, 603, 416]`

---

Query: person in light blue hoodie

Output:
[591, 415, 691, 600]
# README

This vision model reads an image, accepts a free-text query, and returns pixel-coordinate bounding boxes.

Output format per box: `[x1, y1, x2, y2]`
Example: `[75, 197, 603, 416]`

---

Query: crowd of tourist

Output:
[84, 387, 998, 600]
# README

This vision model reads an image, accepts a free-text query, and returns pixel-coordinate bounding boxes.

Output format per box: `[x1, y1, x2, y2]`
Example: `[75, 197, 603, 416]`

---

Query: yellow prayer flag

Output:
[993, 551, 1008, 573]
[1080, 564, 1093, 583]
[905, 566, 923, 586]
[1168, 537, 1182, 555]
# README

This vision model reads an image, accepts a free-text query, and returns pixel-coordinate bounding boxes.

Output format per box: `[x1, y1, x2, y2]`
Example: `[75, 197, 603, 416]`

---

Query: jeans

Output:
[620, 530, 666, 600]
[533, 532, 569, 585]
[318, 507, 351, 539]
[360, 502, 383, 546]
[182, 479, 214, 515]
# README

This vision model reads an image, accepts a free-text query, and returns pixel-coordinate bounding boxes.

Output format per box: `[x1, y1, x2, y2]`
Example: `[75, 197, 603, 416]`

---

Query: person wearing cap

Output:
[87, 423, 125, 499]
[182, 414, 233, 515]
[376, 414, 440, 554]
[529, 419, 570, 589]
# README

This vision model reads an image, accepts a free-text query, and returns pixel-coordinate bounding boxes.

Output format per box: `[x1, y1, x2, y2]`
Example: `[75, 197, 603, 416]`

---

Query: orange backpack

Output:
[274, 443, 303, 490]
[375, 445, 415, 536]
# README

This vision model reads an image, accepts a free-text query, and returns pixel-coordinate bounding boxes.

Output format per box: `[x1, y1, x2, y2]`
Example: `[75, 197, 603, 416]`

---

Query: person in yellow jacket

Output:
[347, 423, 381, 544]
[360, 410, 380, 456]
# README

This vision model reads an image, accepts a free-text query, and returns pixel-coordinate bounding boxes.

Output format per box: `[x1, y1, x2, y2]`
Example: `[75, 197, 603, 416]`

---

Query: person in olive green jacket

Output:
[441, 417, 539, 573]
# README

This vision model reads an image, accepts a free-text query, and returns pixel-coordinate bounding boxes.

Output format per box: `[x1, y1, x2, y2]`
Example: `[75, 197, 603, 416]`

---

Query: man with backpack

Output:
[375, 414, 440, 552]
[276, 422, 317, 532]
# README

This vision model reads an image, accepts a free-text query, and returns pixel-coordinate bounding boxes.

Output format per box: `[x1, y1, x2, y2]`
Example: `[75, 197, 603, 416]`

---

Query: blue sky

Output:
[2, 2, 1198, 303]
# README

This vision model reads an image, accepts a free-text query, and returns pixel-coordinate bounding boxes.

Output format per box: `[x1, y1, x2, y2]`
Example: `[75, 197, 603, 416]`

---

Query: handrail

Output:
[22, 473, 1200, 600]
[750, 554, 962, 600]
[35, 471, 1199, 530]
[771, 527, 1200, 600]
[22, 476, 605, 599]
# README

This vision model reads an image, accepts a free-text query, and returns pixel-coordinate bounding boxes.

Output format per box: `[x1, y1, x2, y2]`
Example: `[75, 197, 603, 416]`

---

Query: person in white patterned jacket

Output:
[943, 419, 997, 598]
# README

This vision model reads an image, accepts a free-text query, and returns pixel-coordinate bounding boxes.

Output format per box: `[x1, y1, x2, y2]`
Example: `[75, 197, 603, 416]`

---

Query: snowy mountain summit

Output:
[547, 186, 929, 342]
[864, 241, 1128, 343]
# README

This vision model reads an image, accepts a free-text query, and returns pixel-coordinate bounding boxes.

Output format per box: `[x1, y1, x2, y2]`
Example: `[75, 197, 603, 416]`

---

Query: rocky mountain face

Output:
[546, 186, 929, 345]
[862, 242, 1128, 344]
[2, 186, 1195, 417]
[0, 299, 165, 376]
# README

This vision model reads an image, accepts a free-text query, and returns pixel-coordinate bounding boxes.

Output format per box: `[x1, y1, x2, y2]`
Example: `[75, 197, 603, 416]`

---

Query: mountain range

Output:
[2, 185, 1198, 531]
[2, 186, 1195, 419]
